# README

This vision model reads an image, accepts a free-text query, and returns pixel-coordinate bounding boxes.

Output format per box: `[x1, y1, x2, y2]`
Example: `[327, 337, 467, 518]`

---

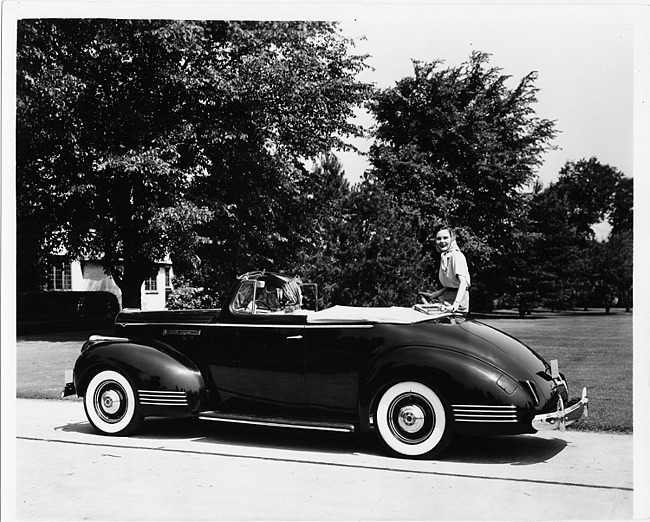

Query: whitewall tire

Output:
[375, 381, 451, 458]
[84, 370, 143, 435]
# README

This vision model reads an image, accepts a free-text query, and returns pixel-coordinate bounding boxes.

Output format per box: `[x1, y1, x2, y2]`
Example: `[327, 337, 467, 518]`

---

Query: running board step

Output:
[198, 412, 355, 433]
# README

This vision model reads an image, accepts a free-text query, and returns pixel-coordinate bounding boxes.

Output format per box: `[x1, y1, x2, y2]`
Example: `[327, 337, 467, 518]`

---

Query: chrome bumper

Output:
[532, 387, 589, 431]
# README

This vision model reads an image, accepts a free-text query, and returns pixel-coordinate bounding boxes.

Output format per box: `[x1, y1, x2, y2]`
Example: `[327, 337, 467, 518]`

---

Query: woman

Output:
[420, 224, 470, 314]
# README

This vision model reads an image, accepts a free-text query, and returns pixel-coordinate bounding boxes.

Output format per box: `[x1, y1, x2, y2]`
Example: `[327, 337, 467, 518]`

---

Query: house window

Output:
[48, 262, 71, 290]
[165, 267, 172, 289]
[145, 274, 158, 292]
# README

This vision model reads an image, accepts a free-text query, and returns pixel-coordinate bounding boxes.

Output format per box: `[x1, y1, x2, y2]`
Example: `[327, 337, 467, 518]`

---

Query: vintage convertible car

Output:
[63, 270, 588, 459]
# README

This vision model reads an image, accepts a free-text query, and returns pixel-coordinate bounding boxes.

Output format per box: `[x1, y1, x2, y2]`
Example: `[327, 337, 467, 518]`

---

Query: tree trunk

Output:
[113, 260, 156, 309]
[518, 298, 527, 319]
[120, 280, 143, 309]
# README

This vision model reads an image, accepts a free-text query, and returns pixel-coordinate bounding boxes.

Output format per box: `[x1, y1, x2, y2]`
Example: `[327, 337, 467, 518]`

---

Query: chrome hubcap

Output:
[101, 389, 122, 415]
[397, 404, 425, 433]
[387, 392, 435, 445]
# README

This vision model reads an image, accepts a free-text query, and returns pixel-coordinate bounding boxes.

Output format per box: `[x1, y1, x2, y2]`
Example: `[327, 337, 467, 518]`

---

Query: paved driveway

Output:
[8, 398, 635, 520]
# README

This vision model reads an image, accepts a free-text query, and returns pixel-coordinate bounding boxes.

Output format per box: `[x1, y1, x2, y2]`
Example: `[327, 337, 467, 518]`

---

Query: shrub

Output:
[17, 291, 120, 321]
[166, 286, 220, 310]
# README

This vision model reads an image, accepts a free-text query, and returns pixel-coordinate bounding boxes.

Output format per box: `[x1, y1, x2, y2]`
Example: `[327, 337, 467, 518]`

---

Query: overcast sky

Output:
[335, 4, 636, 187]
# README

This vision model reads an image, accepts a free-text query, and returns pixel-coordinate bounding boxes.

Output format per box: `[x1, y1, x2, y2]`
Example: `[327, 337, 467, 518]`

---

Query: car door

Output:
[206, 285, 308, 417]
[303, 324, 374, 422]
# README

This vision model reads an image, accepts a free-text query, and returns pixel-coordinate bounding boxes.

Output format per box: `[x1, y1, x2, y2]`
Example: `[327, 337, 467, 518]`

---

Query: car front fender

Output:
[74, 335, 206, 417]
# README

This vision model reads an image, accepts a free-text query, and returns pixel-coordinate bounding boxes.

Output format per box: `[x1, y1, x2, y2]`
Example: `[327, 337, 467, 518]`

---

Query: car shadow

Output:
[57, 417, 568, 465]
[441, 434, 568, 465]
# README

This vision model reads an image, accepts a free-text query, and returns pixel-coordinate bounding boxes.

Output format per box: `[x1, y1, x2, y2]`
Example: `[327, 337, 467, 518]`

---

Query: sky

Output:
[334, 4, 637, 187]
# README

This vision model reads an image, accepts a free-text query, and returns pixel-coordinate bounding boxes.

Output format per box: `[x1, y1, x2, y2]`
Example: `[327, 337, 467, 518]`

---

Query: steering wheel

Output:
[254, 300, 272, 311]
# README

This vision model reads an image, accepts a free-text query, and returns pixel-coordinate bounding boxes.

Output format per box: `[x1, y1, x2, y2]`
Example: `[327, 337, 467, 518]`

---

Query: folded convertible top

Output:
[305, 305, 441, 324]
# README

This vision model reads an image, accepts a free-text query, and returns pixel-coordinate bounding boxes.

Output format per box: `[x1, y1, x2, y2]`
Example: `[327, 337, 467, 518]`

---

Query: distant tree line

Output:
[16, 19, 632, 314]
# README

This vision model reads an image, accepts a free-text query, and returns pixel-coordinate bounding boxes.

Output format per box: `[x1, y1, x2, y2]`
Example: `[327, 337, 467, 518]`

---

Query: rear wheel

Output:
[375, 381, 451, 459]
[84, 370, 143, 435]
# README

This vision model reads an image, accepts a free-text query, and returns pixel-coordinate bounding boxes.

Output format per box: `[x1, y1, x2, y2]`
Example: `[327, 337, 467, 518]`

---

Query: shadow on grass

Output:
[56, 416, 567, 465]
[472, 309, 632, 320]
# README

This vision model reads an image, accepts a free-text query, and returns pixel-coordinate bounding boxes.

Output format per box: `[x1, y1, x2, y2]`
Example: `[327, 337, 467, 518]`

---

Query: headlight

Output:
[497, 374, 519, 395]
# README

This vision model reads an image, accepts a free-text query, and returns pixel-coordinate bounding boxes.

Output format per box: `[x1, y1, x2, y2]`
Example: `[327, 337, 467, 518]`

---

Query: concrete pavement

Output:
[10, 398, 635, 520]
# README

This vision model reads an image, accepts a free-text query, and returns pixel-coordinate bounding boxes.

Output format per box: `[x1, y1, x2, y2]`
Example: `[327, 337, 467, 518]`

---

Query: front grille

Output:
[452, 404, 518, 423]
[138, 390, 188, 407]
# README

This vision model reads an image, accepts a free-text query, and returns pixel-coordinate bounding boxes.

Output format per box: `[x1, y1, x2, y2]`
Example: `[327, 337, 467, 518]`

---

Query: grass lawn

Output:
[15, 329, 112, 401]
[15, 310, 633, 432]
[479, 310, 633, 433]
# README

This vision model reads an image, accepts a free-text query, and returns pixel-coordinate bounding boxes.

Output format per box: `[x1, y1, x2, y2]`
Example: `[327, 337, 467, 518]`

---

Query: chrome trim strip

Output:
[451, 404, 517, 409]
[452, 404, 519, 423]
[454, 411, 517, 419]
[199, 415, 355, 433]
[138, 390, 187, 395]
[138, 390, 188, 407]
[119, 322, 373, 329]
[214, 323, 308, 328]
[454, 418, 517, 422]
[139, 401, 188, 406]
[305, 324, 374, 329]
[163, 329, 202, 336]
[452, 406, 517, 413]
[88, 335, 130, 342]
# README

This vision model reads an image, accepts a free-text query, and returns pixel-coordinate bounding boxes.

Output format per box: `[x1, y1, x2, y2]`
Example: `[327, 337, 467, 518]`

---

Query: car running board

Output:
[198, 411, 355, 433]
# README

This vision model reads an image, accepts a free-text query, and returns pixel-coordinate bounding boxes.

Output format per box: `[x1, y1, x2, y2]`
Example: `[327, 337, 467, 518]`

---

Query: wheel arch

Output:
[358, 344, 526, 432]
[74, 338, 206, 417]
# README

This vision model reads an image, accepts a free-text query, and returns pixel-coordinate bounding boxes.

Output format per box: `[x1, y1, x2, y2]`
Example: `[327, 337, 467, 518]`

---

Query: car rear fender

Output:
[358, 345, 535, 431]
[74, 336, 206, 417]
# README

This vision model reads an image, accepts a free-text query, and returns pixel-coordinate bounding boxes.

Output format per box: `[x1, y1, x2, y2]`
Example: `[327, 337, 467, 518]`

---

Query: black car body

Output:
[63, 271, 588, 458]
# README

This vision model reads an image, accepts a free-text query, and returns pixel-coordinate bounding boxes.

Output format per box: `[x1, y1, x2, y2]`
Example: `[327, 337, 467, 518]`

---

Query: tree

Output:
[17, 19, 371, 307]
[588, 231, 633, 312]
[610, 176, 633, 235]
[518, 158, 630, 312]
[526, 183, 590, 310]
[366, 51, 557, 308]
[304, 179, 435, 307]
[554, 157, 624, 238]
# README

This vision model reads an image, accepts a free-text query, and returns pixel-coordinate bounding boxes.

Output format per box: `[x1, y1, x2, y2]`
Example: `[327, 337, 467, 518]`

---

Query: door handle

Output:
[286, 335, 303, 340]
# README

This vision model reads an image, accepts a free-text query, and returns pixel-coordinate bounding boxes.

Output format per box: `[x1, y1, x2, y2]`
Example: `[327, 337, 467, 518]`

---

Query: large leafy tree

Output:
[366, 52, 557, 303]
[306, 180, 434, 307]
[553, 157, 624, 238]
[17, 19, 371, 307]
[519, 158, 630, 311]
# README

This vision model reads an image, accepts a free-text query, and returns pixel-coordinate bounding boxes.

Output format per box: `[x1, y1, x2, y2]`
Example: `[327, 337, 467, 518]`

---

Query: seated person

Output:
[277, 276, 302, 313]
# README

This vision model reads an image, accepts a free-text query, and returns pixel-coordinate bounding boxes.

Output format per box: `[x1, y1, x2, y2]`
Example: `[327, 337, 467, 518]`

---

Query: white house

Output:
[47, 258, 173, 310]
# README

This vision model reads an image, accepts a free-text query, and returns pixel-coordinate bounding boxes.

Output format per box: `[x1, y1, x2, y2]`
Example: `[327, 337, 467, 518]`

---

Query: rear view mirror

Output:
[255, 280, 266, 289]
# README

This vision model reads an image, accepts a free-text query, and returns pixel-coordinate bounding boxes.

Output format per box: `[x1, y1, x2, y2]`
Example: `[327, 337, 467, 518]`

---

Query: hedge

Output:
[17, 291, 120, 322]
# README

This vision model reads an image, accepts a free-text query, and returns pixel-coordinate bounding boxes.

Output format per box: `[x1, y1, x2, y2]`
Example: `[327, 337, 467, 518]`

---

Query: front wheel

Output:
[84, 370, 144, 435]
[375, 381, 451, 459]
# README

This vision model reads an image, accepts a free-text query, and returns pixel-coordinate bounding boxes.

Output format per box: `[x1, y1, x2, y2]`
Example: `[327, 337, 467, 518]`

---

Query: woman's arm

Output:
[450, 275, 468, 312]
[418, 288, 446, 302]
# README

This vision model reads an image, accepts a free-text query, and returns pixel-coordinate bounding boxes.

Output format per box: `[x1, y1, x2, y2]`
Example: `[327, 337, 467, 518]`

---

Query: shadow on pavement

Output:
[442, 434, 567, 465]
[57, 416, 567, 465]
